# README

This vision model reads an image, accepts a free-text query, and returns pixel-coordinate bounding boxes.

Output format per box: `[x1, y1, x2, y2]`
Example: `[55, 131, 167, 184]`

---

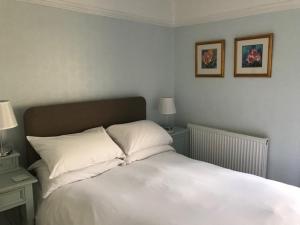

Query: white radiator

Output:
[188, 123, 269, 178]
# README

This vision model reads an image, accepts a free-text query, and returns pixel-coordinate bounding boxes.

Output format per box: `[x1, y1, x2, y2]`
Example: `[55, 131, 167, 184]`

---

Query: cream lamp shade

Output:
[158, 98, 176, 115]
[0, 101, 18, 130]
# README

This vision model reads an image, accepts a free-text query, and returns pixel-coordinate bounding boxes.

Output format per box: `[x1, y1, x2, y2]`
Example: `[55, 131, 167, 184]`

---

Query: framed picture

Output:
[234, 33, 273, 77]
[195, 40, 225, 77]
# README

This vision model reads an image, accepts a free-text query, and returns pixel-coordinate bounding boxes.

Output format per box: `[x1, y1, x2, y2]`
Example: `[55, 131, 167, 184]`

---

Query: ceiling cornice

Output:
[17, 0, 175, 27]
[17, 0, 300, 27]
[174, 0, 300, 27]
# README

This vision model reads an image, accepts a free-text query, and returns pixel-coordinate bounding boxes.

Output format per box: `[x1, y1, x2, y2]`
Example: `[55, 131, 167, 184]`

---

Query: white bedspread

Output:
[36, 152, 300, 225]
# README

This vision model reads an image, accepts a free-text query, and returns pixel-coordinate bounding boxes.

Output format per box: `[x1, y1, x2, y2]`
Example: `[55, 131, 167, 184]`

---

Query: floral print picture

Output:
[242, 45, 263, 68]
[235, 34, 273, 77]
[201, 49, 217, 69]
[195, 40, 225, 77]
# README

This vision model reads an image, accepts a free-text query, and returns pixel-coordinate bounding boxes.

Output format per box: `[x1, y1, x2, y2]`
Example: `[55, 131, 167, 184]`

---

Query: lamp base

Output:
[164, 126, 174, 134]
[0, 147, 12, 157]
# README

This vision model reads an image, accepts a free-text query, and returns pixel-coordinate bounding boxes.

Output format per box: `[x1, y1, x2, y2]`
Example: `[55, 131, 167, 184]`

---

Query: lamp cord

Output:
[0, 131, 3, 154]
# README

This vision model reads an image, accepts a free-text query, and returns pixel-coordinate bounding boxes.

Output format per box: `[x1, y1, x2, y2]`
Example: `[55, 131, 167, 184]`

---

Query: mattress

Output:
[36, 151, 300, 225]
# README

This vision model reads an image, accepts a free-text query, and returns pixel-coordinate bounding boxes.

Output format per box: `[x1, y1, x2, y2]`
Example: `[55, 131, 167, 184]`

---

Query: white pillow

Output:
[107, 120, 173, 156]
[29, 159, 123, 198]
[125, 145, 174, 164]
[27, 127, 125, 179]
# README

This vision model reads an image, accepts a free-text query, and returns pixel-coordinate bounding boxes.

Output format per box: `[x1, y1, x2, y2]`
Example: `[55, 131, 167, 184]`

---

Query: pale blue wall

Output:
[0, 0, 174, 165]
[175, 9, 300, 186]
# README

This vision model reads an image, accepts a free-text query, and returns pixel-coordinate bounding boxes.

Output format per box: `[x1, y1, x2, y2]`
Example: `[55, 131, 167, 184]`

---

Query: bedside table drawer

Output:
[0, 188, 26, 211]
[170, 127, 189, 156]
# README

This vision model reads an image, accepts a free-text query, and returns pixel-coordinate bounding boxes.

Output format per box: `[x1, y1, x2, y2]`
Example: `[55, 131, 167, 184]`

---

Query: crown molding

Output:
[16, 0, 175, 27]
[174, 0, 300, 27]
[17, 0, 300, 27]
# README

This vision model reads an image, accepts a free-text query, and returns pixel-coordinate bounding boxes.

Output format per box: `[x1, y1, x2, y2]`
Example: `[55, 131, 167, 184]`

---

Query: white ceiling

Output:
[18, 0, 300, 27]
[174, 0, 300, 26]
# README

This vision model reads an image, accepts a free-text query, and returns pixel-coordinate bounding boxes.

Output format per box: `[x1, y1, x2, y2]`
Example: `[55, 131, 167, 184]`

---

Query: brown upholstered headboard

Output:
[24, 96, 146, 166]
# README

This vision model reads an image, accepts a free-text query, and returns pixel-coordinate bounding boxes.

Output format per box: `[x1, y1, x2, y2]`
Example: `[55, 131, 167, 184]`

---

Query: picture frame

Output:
[234, 33, 273, 77]
[195, 40, 225, 77]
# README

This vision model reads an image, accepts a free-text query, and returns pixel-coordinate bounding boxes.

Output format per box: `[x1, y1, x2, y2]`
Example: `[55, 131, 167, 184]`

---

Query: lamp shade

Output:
[0, 101, 18, 130]
[158, 97, 176, 115]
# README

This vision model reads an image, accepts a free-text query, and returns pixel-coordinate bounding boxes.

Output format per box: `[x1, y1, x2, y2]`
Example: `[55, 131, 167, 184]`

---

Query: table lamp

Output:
[158, 97, 176, 133]
[0, 101, 18, 157]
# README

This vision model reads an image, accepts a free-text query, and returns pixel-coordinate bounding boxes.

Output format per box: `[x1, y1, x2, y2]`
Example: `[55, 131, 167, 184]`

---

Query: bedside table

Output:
[0, 153, 37, 225]
[170, 127, 189, 156]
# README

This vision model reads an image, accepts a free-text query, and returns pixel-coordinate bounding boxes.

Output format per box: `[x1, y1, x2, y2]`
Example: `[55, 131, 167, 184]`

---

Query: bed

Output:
[24, 97, 300, 225]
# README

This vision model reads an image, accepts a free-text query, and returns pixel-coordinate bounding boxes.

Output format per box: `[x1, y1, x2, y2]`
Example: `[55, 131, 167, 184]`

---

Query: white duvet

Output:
[36, 151, 300, 225]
